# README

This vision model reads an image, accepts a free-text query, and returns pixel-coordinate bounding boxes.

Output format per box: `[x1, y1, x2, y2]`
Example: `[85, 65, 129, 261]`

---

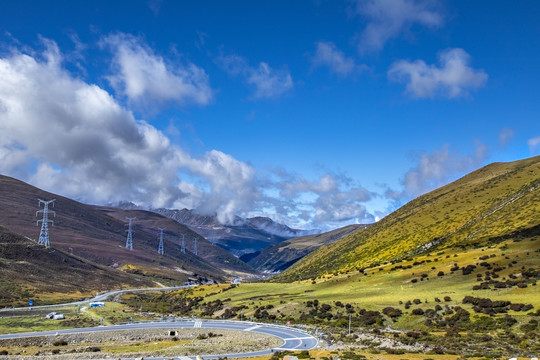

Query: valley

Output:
[0, 156, 538, 359]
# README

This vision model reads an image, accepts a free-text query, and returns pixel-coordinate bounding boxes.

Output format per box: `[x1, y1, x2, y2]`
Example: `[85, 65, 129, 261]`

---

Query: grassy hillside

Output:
[118, 235, 540, 356]
[248, 224, 368, 272]
[0, 175, 229, 287]
[275, 156, 540, 282]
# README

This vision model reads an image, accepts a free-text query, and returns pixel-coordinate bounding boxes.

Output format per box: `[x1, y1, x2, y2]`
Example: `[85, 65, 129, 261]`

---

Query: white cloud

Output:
[528, 136, 540, 155]
[181, 150, 259, 224]
[399, 143, 487, 199]
[217, 54, 293, 99]
[262, 170, 375, 228]
[353, 0, 443, 53]
[388, 48, 488, 98]
[311, 41, 364, 76]
[0, 38, 257, 223]
[102, 33, 212, 109]
[499, 128, 515, 146]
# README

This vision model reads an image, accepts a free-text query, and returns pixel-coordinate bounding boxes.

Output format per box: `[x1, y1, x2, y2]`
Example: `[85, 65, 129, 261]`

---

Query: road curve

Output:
[0, 319, 319, 359]
[0, 285, 195, 313]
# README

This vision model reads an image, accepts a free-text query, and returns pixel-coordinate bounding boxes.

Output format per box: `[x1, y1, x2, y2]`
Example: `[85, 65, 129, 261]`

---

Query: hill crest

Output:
[275, 156, 540, 281]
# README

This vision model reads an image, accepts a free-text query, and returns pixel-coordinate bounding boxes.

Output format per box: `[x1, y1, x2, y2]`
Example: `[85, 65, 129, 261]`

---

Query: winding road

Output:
[0, 318, 319, 359]
[0, 284, 195, 313]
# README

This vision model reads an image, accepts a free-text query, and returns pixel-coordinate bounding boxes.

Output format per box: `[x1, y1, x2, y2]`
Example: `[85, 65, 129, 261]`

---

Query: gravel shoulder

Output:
[0, 328, 283, 359]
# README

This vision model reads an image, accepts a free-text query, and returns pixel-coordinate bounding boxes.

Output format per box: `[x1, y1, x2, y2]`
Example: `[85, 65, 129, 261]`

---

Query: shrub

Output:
[382, 307, 403, 319]
[412, 308, 425, 316]
[320, 303, 331, 312]
[497, 315, 517, 328]
[520, 319, 538, 332]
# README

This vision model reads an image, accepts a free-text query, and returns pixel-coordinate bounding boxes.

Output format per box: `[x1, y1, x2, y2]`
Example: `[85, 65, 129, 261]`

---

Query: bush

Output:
[53, 340, 68, 346]
[520, 319, 538, 332]
[412, 308, 425, 316]
[383, 307, 403, 319]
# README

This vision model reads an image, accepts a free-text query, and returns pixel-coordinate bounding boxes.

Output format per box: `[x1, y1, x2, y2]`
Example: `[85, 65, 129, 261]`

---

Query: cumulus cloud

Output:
[0, 36, 384, 231]
[352, 0, 443, 53]
[263, 170, 375, 228]
[0, 38, 256, 223]
[181, 150, 259, 224]
[528, 136, 540, 155]
[102, 33, 212, 109]
[388, 48, 488, 98]
[398, 143, 488, 199]
[217, 54, 293, 99]
[311, 41, 365, 76]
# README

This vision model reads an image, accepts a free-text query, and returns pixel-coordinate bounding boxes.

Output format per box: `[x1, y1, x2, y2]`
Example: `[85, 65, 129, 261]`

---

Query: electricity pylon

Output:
[36, 199, 55, 248]
[181, 234, 185, 254]
[125, 217, 136, 250]
[193, 237, 198, 256]
[158, 228, 164, 255]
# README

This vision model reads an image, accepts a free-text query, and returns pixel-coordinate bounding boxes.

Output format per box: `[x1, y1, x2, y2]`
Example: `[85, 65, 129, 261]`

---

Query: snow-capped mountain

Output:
[149, 208, 319, 256]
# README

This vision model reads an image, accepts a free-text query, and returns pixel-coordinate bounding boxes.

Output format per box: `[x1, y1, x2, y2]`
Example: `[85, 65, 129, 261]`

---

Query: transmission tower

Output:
[36, 199, 56, 248]
[125, 217, 136, 250]
[181, 234, 185, 254]
[193, 237, 198, 256]
[157, 228, 164, 255]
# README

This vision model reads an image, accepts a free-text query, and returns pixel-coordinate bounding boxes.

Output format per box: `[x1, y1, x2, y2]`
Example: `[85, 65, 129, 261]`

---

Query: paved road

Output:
[0, 285, 195, 313]
[0, 319, 319, 359]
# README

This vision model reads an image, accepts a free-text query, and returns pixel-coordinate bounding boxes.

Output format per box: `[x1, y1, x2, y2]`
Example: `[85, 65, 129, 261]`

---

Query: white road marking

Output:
[282, 336, 314, 340]
[194, 320, 202, 328]
[243, 325, 261, 331]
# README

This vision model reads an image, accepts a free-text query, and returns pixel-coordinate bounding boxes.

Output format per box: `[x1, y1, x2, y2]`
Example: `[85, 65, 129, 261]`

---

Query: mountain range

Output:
[244, 224, 369, 272]
[150, 208, 318, 256]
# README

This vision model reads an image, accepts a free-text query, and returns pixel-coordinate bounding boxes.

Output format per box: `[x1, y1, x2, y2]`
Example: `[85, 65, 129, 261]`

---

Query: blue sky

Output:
[0, 0, 539, 230]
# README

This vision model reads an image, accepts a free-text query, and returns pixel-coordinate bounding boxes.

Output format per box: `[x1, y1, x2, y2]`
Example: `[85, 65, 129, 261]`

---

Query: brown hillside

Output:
[0, 225, 154, 307]
[94, 206, 257, 275]
[0, 175, 227, 285]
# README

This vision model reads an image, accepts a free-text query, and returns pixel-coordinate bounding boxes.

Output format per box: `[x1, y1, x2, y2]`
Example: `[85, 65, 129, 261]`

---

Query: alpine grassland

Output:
[275, 156, 540, 282]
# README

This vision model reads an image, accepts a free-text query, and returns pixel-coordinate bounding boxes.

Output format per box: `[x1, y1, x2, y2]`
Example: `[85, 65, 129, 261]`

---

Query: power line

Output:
[36, 199, 55, 248]
[125, 217, 136, 250]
